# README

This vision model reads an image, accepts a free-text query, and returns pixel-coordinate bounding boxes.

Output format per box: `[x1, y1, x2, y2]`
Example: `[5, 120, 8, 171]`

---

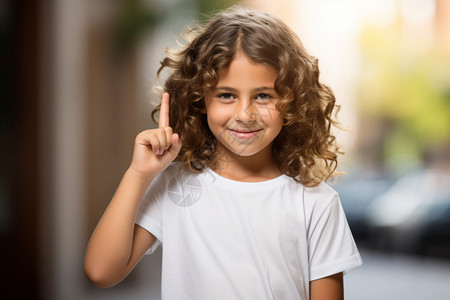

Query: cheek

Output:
[258, 105, 283, 129]
[206, 107, 228, 137]
[206, 103, 232, 126]
[270, 117, 284, 135]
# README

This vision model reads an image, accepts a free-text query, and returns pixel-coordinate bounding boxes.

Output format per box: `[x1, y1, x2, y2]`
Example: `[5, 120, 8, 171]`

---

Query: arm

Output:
[310, 272, 344, 300]
[83, 169, 157, 288]
[84, 93, 181, 288]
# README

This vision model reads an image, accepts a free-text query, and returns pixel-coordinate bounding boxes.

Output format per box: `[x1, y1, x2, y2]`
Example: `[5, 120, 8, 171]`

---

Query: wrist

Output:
[125, 167, 157, 185]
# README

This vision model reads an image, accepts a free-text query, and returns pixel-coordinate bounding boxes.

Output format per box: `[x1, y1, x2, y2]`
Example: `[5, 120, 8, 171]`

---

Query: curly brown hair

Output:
[152, 6, 341, 187]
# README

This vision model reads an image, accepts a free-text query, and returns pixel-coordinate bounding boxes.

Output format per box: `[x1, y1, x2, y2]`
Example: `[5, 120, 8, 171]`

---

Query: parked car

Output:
[333, 170, 394, 241]
[366, 168, 450, 256]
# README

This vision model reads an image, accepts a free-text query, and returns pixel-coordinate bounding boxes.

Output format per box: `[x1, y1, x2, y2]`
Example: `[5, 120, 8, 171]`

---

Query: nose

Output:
[234, 98, 256, 123]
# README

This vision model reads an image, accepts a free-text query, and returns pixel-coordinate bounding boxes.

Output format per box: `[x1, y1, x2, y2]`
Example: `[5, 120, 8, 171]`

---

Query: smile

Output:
[228, 128, 262, 140]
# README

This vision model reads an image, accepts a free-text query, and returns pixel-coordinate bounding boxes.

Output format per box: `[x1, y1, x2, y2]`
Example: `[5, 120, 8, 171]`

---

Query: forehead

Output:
[216, 52, 277, 88]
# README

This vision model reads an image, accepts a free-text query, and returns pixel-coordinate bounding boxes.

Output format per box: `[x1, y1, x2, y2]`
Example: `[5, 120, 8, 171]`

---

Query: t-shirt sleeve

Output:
[308, 194, 362, 280]
[135, 169, 167, 255]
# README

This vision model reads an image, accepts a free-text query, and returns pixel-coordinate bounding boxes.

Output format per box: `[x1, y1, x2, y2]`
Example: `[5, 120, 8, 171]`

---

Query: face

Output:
[204, 52, 283, 158]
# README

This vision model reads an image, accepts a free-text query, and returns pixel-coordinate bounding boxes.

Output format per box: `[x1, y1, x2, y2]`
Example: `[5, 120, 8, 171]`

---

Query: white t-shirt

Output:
[136, 163, 362, 300]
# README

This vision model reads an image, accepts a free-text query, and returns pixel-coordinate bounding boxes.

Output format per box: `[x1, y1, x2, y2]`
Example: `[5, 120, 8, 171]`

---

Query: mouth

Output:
[227, 128, 262, 140]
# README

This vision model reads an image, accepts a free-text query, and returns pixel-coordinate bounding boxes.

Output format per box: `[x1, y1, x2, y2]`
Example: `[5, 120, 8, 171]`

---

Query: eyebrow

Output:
[215, 86, 275, 92]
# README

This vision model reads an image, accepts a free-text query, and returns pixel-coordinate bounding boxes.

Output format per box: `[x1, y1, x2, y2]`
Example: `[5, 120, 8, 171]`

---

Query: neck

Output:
[212, 144, 281, 182]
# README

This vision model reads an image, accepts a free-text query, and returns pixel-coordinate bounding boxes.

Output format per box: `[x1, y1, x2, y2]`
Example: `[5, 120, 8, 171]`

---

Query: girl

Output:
[84, 6, 362, 300]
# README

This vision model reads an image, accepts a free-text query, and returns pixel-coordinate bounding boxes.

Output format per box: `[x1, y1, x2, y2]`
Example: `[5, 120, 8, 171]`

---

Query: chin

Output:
[225, 145, 264, 157]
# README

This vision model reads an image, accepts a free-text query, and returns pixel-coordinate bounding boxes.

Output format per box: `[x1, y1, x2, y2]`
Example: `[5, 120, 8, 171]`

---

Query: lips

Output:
[228, 128, 262, 140]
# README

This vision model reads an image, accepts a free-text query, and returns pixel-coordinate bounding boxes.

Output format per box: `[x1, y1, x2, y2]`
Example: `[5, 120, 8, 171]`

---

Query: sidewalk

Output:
[346, 249, 450, 300]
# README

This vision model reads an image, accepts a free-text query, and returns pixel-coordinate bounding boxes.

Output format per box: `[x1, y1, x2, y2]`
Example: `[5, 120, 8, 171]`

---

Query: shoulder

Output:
[303, 181, 338, 200]
[160, 162, 190, 180]
[142, 162, 194, 202]
[303, 181, 339, 215]
[145, 162, 191, 193]
[159, 162, 204, 191]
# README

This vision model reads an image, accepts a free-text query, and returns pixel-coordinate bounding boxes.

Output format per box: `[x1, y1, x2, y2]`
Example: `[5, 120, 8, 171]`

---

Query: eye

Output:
[255, 93, 272, 102]
[217, 93, 235, 101]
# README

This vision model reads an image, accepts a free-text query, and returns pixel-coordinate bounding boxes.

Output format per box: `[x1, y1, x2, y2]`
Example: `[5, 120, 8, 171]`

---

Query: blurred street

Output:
[346, 249, 450, 300]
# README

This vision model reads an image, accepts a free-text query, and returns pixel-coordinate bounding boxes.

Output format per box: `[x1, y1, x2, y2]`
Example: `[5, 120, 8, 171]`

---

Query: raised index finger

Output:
[159, 92, 170, 128]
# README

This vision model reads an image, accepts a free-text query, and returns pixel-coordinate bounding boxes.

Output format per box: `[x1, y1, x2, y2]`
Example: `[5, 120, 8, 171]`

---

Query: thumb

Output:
[168, 133, 182, 157]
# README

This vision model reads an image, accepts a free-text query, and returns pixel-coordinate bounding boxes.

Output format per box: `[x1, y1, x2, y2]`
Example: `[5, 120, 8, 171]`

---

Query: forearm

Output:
[310, 272, 344, 300]
[84, 168, 156, 286]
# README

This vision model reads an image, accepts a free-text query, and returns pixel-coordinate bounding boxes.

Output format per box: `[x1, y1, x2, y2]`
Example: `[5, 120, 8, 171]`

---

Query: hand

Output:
[129, 93, 182, 177]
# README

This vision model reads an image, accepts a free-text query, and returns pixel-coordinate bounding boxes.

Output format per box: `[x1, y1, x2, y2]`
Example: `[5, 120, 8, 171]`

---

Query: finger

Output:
[147, 133, 162, 155]
[159, 92, 170, 128]
[135, 130, 153, 146]
[163, 127, 173, 150]
[136, 131, 160, 153]
[156, 128, 168, 155]
[168, 133, 182, 157]
[171, 133, 182, 149]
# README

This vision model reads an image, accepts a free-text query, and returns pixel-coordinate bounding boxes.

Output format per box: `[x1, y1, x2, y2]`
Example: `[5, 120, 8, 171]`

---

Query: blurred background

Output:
[2, 0, 450, 299]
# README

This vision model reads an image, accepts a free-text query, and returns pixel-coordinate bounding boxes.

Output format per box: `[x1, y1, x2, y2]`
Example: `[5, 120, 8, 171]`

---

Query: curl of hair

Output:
[152, 6, 342, 187]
